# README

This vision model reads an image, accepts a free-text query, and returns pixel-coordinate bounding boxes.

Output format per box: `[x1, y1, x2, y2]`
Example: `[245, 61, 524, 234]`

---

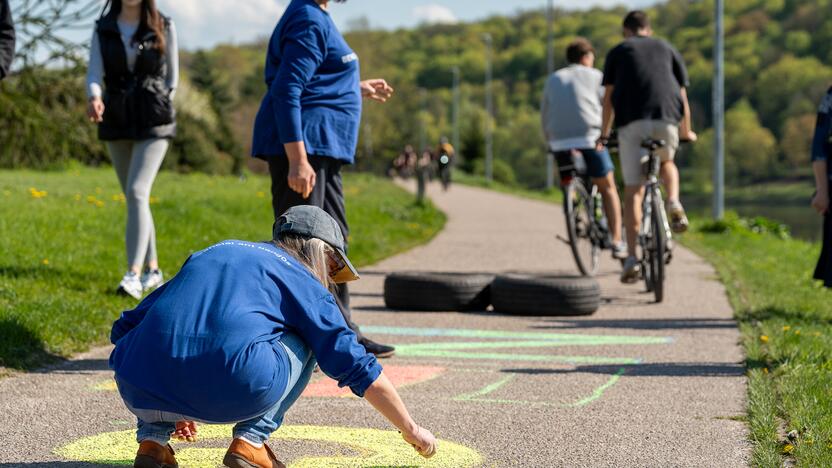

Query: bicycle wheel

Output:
[564, 179, 599, 276]
[649, 189, 666, 303]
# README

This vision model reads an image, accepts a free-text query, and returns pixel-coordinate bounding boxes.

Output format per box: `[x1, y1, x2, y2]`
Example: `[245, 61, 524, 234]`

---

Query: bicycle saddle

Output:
[640, 139, 666, 150]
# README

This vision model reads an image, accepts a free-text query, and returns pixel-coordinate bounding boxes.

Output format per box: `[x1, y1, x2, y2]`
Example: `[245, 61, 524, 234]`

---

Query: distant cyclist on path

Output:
[542, 37, 626, 260]
[597, 10, 698, 283]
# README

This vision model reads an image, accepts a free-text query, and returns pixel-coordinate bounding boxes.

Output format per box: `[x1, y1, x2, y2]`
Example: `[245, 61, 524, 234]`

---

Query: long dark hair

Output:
[102, 0, 167, 54]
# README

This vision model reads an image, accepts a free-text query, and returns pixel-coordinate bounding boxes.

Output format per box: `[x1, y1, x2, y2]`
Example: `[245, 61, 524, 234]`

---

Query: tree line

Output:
[1, 0, 831, 191]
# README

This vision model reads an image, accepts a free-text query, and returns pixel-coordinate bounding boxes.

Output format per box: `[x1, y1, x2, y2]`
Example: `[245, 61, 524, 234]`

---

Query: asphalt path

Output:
[0, 181, 749, 467]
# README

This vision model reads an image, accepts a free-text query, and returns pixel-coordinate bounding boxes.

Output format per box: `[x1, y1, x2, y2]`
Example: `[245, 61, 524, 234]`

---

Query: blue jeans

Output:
[125, 332, 316, 445]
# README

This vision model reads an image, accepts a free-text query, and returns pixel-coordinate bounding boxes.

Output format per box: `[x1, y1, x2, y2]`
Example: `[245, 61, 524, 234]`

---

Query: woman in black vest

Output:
[86, 0, 178, 300]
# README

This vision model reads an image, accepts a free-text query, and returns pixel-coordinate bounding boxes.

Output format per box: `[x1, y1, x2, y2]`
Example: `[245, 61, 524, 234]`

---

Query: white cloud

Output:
[412, 4, 458, 25]
[158, 0, 286, 49]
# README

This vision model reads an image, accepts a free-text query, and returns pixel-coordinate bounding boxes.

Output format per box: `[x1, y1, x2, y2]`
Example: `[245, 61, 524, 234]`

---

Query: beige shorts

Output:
[617, 120, 679, 186]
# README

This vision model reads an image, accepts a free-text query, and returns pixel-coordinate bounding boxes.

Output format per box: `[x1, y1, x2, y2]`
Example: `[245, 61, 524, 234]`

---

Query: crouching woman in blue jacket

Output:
[109, 206, 437, 468]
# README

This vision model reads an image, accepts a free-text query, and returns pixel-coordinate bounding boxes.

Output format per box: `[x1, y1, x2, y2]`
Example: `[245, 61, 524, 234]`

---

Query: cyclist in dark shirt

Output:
[812, 87, 832, 287]
[598, 10, 698, 284]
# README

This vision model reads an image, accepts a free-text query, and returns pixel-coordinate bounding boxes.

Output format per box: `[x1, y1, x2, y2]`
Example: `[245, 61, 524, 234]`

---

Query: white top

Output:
[86, 19, 179, 99]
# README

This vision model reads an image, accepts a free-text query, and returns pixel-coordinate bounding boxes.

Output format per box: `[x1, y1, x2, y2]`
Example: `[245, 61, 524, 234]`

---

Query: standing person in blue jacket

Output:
[110, 206, 437, 468]
[252, 0, 396, 358]
[0, 0, 14, 80]
[812, 87, 832, 288]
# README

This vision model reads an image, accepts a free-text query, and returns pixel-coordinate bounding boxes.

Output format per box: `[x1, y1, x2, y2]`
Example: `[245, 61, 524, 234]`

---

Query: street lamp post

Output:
[483, 33, 494, 182]
[713, 0, 725, 219]
[545, 0, 555, 190]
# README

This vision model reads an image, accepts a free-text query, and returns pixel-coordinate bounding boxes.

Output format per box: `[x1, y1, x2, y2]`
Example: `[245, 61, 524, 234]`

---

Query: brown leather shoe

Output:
[223, 438, 286, 468]
[134, 440, 178, 468]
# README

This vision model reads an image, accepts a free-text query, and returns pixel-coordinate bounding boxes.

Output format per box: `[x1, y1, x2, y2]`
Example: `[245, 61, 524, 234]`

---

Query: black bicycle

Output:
[638, 139, 674, 303]
[555, 150, 612, 276]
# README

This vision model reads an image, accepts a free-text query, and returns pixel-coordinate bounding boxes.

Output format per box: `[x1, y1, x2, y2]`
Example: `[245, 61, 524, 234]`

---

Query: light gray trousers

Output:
[107, 139, 168, 270]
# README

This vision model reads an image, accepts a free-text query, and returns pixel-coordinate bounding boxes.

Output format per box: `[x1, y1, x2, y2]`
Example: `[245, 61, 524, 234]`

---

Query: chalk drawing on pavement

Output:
[56, 424, 483, 468]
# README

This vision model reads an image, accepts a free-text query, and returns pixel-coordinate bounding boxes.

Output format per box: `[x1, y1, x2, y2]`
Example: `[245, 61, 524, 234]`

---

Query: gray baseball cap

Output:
[273, 205, 359, 283]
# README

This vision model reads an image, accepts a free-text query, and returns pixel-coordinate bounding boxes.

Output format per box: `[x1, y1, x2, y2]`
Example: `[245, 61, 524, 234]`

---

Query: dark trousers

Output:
[268, 155, 363, 338]
[815, 189, 832, 288]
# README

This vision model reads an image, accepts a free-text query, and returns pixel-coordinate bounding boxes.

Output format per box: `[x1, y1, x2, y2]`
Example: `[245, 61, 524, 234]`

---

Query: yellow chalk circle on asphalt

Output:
[56, 424, 483, 467]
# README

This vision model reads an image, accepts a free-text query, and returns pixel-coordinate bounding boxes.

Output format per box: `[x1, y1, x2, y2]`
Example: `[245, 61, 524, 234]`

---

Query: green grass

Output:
[453, 171, 563, 204]
[0, 168, 445, 371]
[684, 215, 832, 467]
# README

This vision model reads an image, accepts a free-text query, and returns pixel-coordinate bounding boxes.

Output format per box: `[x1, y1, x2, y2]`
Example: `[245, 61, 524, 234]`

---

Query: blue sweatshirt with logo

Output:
[251, 0, 361, 163]
[109, 240, 382, 423]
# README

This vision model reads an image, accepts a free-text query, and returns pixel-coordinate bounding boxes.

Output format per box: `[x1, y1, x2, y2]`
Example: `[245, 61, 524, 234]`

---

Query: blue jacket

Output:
[812, 87, 832, 180]
[109, 240, 382, 423]
[251, 0, 362, 163]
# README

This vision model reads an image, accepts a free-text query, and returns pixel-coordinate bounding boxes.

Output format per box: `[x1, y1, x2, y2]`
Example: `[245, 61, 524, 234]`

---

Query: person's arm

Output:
[0, 0, 15, 80]
[165, 20, 179, 99]
[271, 17, 327, 199]
[679, 87, 697, 141]
[811, 99, 831, 214]
[86, 29, 105, 123]
[110, 282, 169, 343]
[598, 85, 615, 147]
[364, 373, 437, 457]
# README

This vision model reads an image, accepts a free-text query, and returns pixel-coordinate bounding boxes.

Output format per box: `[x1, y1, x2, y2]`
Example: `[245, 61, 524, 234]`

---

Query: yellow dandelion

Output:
[87, 195, 97, 203]
[3, 190, 10, 196]
[95, 200, 105, 208]
[763, 367, 769, 374]
[782, 444, 794, 454]
[814, 332, 822, 337]
[256, 191, 265, 198]
[149, 196, 159, 204]
[794, 330, 801, 336]
[782, 326, 791, 332]
[760, 335, 769, 343]
[42, 259, 49, 265]
[95, 187, 103, 194]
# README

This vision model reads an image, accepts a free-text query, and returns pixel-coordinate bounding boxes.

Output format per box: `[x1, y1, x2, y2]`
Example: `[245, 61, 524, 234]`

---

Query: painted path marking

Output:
[361, 325, 673, 345]
[303, 365, 446, 397]
[56, 424, 483, 468]
[453, 368, 627, 408]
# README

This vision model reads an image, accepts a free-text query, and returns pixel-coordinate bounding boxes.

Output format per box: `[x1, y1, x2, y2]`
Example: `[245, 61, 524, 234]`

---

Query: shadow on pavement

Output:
[532, 317, 737, 331]
[32, 358, 110, 375]
[0, 319, 63, 371]
[502, 361, 745, 378]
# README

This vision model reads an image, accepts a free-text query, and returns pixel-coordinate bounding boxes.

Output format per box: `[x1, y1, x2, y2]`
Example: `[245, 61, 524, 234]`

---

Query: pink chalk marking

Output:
[302, 365, 446, 398]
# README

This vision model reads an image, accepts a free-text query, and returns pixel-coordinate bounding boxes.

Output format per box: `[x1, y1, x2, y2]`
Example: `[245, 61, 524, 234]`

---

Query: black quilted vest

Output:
[97, 16, 176, 141]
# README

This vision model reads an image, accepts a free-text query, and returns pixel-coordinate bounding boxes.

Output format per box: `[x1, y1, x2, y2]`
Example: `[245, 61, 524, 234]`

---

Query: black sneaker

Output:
[359, 338, 395, 358]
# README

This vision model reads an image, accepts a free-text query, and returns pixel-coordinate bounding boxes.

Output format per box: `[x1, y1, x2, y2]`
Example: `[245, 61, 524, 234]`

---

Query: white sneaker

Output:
[117, 271, 143, 299]
[141, 269, 164, 292]
[620, 256, 641, 284]
[612, 242, 628, 260]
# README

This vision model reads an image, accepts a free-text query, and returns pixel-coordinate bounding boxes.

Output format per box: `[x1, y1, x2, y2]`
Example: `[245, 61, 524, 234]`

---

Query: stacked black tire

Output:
[384, 271, 600, 316]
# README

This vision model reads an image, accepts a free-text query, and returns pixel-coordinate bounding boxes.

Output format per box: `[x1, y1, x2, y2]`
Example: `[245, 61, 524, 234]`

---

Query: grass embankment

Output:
[0, 168, 445, 371]
[684, 215, 832, 467]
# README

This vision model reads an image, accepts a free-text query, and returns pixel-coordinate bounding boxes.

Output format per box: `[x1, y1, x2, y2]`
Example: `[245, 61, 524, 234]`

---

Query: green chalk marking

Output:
[394, 347, 640, 365]
[362, 325, 671, 346]
[455, 375, 516, 400]
[398, 340, 657, 351]
[453, 368, 627, 408]
[570, 368, 626, 407]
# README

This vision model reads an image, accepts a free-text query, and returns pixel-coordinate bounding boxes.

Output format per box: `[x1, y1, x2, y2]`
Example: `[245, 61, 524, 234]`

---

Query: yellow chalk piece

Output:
[56, 424, 483, 467]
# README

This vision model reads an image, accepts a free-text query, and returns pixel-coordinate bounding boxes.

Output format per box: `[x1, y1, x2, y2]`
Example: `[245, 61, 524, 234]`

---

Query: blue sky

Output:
[60, 0, 658, 51]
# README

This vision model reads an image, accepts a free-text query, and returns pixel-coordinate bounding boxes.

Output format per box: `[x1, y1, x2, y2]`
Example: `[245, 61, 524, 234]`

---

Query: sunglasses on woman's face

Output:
[327, 251, 346, 277]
